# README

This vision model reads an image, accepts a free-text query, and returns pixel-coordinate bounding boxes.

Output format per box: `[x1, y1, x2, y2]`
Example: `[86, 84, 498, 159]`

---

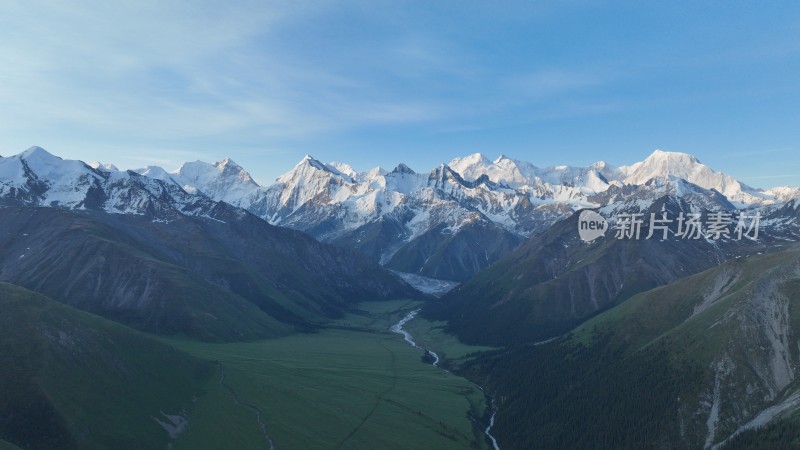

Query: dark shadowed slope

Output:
[426, 196, 794, 346]
[0, 206, 418, 341]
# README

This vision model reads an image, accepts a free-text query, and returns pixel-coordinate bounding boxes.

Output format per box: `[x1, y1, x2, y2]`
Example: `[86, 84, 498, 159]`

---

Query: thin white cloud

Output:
[0, 0, 627, 153]
[0, 1, 342, 139]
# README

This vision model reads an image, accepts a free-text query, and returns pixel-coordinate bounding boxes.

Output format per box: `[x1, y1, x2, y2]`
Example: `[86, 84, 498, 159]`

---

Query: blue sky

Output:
[1, 1, 798, 187]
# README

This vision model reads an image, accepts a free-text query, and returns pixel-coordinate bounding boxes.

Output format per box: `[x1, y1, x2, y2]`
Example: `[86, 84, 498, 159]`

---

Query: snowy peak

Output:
[392, 163, 416, 175]
[589, 161, 622, 181]
[301, 155, 326, 171]
[175, 158, 244, 179]
[89, 162, 119, 172]
[214, 157, 259, 187]
[493, 154, 511, 164]
[165, 157, 262, 206]
[136, 165, 174, 182]
[447, 153, 536, 187]
[328, 162, 359, 179]
[766, 186, 800, 202]
[216, 156, 236, 167]
[619, 149, 763, 204]
[0, 146, 217, 217]
[174, 160, 210, 177]
[384, 164, 426, 194]
[622, 149, 702, 181]
[363, 166, 387, 180]
[302, 155, 339, 176]
[430, 163, 464, 184]
[278, 155, 355, 184]
[9, 146, 82, 174]
[214, 157, 243, 174]
[648, 149, 700, 165]
[172, 160, 214, 189]
[173, 157, 258, 188]
[16, 146, 80, 175]
[7, 146, 99, 198]
[448, 152, 492, 176]
[270, 155, 359, 212]
[19, 145, 57, 160]
[443, 152, 611, 192]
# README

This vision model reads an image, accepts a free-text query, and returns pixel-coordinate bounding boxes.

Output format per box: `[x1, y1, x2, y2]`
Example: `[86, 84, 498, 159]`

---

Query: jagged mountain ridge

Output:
[128, 148, 796, 282]
[0, 147, 418, 340]
[0, 146, 224, 221]
[7, 146, 798, 282]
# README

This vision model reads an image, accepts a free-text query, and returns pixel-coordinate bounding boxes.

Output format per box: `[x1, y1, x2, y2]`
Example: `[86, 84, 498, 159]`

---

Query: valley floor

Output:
[166, 300, 493, 450]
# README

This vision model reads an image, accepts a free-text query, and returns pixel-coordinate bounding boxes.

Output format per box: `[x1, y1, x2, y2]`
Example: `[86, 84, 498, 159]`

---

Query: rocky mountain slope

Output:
[0, 205, 417, 341]
[468, 245, 800, 449]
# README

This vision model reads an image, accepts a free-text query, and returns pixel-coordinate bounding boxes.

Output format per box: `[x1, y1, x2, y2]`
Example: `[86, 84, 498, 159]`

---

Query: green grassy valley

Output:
[170, 299, 493, 450]
[9, 230, 798, 449]
[0, 286, 494, 450]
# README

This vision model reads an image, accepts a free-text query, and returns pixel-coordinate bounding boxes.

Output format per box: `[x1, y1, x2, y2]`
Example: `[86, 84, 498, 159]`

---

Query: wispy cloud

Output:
[1, 1, 627, 147]
[0, 1, 344, 139]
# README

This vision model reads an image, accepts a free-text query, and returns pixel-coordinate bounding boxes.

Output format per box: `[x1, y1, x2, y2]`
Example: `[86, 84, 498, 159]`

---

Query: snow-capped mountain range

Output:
[1, 146, 798, 281]
[159, 148, 796, 279]
[0, 146, 227, 221]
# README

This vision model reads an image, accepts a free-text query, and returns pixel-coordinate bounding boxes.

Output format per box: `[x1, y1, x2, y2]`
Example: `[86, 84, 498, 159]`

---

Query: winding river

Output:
[391, 309, 500, 450]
